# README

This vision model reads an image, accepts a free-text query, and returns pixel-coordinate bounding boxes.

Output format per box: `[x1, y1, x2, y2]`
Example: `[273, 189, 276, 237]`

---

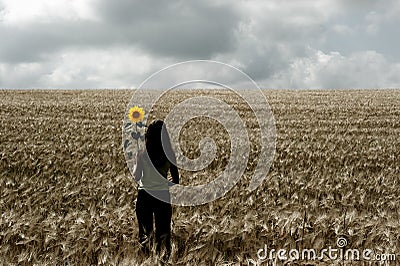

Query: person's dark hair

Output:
[145, 120, 176, 169]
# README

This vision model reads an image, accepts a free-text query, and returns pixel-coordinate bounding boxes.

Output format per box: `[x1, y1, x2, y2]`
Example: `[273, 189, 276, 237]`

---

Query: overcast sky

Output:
[0, 0, 399, 89]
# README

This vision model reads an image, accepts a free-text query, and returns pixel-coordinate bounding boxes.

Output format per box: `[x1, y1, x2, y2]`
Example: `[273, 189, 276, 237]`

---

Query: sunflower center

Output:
[132, 111, 140, 118]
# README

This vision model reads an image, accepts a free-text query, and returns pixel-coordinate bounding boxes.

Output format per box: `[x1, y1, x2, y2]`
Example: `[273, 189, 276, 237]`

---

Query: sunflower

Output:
[128, 106, 145, 123]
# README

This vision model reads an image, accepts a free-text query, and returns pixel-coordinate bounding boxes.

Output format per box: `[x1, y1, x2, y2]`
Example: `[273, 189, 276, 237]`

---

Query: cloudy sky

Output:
[0, 0, 399, 89]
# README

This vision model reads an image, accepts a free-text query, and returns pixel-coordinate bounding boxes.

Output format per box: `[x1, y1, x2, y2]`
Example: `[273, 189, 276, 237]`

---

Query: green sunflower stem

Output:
[135, 123, 139, 150]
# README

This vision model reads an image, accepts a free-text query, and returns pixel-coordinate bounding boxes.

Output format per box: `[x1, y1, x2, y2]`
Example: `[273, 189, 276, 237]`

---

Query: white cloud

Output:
[266, 50, 400, 89]
[48, 48, 148, 88]
[0, 62, 47, 88]
[0, 47, 169, 88]
[1, 0, 97, 24]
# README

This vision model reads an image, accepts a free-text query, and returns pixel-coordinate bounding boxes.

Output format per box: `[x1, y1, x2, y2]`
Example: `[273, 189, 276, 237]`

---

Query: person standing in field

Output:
[134, 120, 179, 259]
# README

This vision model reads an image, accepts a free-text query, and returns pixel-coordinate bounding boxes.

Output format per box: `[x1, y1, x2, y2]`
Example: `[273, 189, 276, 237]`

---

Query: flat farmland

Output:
[0, 89, 399, 265]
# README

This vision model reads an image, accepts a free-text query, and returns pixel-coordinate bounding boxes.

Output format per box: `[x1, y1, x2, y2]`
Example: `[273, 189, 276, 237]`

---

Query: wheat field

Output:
[0, 89, 399, 265]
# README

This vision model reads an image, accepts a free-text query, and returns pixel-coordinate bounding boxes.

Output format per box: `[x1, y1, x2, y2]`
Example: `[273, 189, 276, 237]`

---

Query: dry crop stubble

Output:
[0, 89, 399, 265]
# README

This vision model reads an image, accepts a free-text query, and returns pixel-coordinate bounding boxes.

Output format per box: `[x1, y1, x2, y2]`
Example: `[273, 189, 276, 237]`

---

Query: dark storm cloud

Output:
[94, 0, 240, 58]
[227, 0, 400, 88]
[0, 23, 64, 63]
[226, 3, 328, 82]
[0, 21, 110, 63]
